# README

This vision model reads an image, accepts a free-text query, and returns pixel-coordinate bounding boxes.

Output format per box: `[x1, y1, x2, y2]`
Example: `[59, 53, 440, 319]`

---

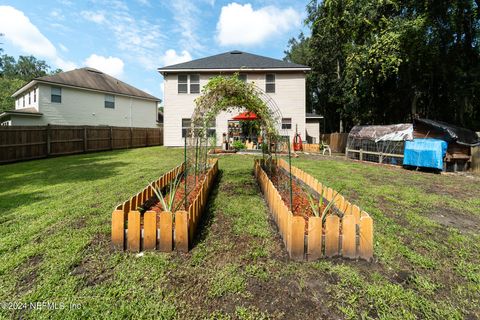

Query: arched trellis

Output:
[182, 73, 293, 211]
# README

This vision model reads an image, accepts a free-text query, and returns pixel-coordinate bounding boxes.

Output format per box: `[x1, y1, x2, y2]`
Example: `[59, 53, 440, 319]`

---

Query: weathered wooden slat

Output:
[159, 211, 173, 252]
[359, 212, 374, 261]
[175, 211, 189, 252]
[111, 210, 125, 249]
[143, 211, 157, 250]
[127, 211, 141, 252]
[325, 215, 340, 257]
[342, 215, 356, 259]
[307, 216, 322, 261]
[290, 216, 305, 260]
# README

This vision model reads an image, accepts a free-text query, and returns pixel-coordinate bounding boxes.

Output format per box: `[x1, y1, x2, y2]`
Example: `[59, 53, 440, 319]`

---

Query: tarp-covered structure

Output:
[414, 118, 480, 147]
[346, 124, 413, 165]
[403, 138, 448, 170]
[348, 124, 413, 142]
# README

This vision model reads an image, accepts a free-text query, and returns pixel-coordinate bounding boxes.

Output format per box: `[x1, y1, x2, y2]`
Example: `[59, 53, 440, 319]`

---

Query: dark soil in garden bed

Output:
[263, 164, 330, 233]
[139, 173, 207, 217]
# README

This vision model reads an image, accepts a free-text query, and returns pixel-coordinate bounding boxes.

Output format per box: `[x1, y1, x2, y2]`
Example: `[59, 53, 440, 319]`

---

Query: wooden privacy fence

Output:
[320, 133, 348, 153]
[0, 125, 163, 164]
[111, 159, 219, 252]
[254, 158, 374, 261]
[301, 133, 348, 154]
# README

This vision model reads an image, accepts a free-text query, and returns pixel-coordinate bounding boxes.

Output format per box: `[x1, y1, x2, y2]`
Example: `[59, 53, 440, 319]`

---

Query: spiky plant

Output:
[307, 189, 343, 224]
[150, 172, 183, 212]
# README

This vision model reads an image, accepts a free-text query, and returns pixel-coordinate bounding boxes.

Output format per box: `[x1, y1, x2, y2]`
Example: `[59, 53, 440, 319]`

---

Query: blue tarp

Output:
[403, 138, 448, 170]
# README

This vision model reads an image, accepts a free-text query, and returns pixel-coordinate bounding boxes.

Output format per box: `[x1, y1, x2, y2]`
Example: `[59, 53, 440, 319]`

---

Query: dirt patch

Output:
[16, 254, 43, 294]
[70, 233, 114, 287]
[428, 206, 480, 233]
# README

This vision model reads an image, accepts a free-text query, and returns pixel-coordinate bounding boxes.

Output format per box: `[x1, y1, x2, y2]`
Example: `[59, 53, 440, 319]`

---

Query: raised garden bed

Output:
[111, 158, 219, 252]
[254, 158, 373, 261]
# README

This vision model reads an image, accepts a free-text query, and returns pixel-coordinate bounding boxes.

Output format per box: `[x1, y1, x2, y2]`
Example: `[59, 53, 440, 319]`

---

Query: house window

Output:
[178, 75, 188, 93]
[266, 74, 275, 93]
[23, 96, 25, 107]
[238, 74, 247, 82]
[28, 92, 31, 105]
[105, 94, 115, 108]
[34, 89, 36, 103]
[190, 74, 200, 93]
[281, 118, 292, 130]
[51, 86, 62, 103]
[182, 118, 191, 138]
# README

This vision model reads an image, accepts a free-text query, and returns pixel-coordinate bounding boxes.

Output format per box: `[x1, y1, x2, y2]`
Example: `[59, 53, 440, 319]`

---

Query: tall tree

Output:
[286, 0, 480, 132]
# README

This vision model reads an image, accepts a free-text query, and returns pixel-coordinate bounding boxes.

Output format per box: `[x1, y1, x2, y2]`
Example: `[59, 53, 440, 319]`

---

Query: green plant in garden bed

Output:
[149, 172, 183, 212]
[307, 189, 343, 223]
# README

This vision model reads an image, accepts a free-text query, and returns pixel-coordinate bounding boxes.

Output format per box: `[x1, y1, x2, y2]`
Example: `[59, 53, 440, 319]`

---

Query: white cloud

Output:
[84, 54, 124, 78]
[171, 1, 203, 51]
[81, 11, 106, 24]
[160, 49, 192, 66]
[216, 3, 301, 46]
[0, 5, 77, 70]
[80, 5, 164, 70]
[59, 43, 69, 52]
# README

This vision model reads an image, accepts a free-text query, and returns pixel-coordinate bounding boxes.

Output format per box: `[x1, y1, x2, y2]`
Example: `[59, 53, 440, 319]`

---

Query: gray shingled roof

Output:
[158, 50, 310, 72]
[25, 68, 160, 101]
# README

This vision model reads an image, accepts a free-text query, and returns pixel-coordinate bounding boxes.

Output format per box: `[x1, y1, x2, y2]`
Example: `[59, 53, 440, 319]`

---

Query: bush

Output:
[232, 140, 246, 151]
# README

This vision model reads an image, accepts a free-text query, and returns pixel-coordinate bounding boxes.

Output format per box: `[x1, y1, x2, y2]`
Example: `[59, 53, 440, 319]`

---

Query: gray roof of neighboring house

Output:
[13, 68, 160, 101]
[0, 107, 43, 119]
[158, 50, 310, 72]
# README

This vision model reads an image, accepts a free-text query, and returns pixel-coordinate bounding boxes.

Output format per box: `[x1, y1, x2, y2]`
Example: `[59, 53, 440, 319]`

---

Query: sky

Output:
[0, 0, 309, 102]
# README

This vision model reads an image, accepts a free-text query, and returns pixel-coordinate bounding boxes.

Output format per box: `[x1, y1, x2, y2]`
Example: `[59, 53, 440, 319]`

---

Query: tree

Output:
[286, 0, 480, 132]
[0, 50, 61, 112]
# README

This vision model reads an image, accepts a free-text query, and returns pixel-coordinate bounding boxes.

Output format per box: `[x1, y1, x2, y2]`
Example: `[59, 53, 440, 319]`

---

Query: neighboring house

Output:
[0, 68, 161, 128]
[157, 50, 311, 147]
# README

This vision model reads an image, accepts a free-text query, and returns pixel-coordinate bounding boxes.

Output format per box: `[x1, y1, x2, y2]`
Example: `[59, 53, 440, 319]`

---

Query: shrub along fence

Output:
[0, 125, 163, 164]
[254, 158, 373, 261]
[111, 159, 219, 252]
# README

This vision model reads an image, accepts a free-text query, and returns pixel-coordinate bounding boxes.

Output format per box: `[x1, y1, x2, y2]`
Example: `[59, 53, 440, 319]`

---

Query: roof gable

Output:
[158, 50, 310, 72]
[15, 68, 160, 101]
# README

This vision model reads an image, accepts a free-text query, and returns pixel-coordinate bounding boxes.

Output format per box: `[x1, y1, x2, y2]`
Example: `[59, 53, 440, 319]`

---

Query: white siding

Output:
[37, 84, 158, 127]
[306, 120, 320, 144]
[8, 115, 46, 126]
[15, 87, 39, 111]
[163, 72, 306, 146]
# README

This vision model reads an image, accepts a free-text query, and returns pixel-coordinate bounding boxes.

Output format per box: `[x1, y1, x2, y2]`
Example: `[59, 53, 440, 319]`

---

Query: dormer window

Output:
[266, 74, 275, 93]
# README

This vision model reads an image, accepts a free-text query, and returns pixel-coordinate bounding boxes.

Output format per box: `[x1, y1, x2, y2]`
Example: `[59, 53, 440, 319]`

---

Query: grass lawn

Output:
[0, 146, 479, 319]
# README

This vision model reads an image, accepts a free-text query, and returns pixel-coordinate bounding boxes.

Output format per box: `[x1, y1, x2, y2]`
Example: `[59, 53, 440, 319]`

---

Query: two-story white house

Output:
[158, 50, 315, 147]
[0, 68, 161, 128]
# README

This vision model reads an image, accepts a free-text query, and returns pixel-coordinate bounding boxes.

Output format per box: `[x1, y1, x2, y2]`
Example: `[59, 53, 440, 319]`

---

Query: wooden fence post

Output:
[130, 127, 133, 148]
[175, 211, 189, 252]
[127, 211, 141, 252]
[342, 215, 356, 259]
[110, 126, 113, 150]
[143, 211, 157, 250]
[325, 215, 340, 257]
[111, 210, 125, 250]
[159, 211, 173, 252]
[307, 216, 322, 261]
[46, 124, 51, 155]
[359, 212, 374, 261]
[83, 126, 88, 152]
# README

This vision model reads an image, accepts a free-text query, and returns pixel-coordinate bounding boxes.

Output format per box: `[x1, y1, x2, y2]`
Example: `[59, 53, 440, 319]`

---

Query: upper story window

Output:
[23, 96, 25, 107]
[266, 74, 275, 93]
[105, 94, 115, 108]
[190, 74, 200, 93]
[178, 74, 200, 94]
[178, 75, 188, 93]
[28, 92, 31, 105]
[33, 89, 36, 103]
[51, 86, 62, 103]
[238, 74, 247, 82]
[281, 118, 292, 130]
